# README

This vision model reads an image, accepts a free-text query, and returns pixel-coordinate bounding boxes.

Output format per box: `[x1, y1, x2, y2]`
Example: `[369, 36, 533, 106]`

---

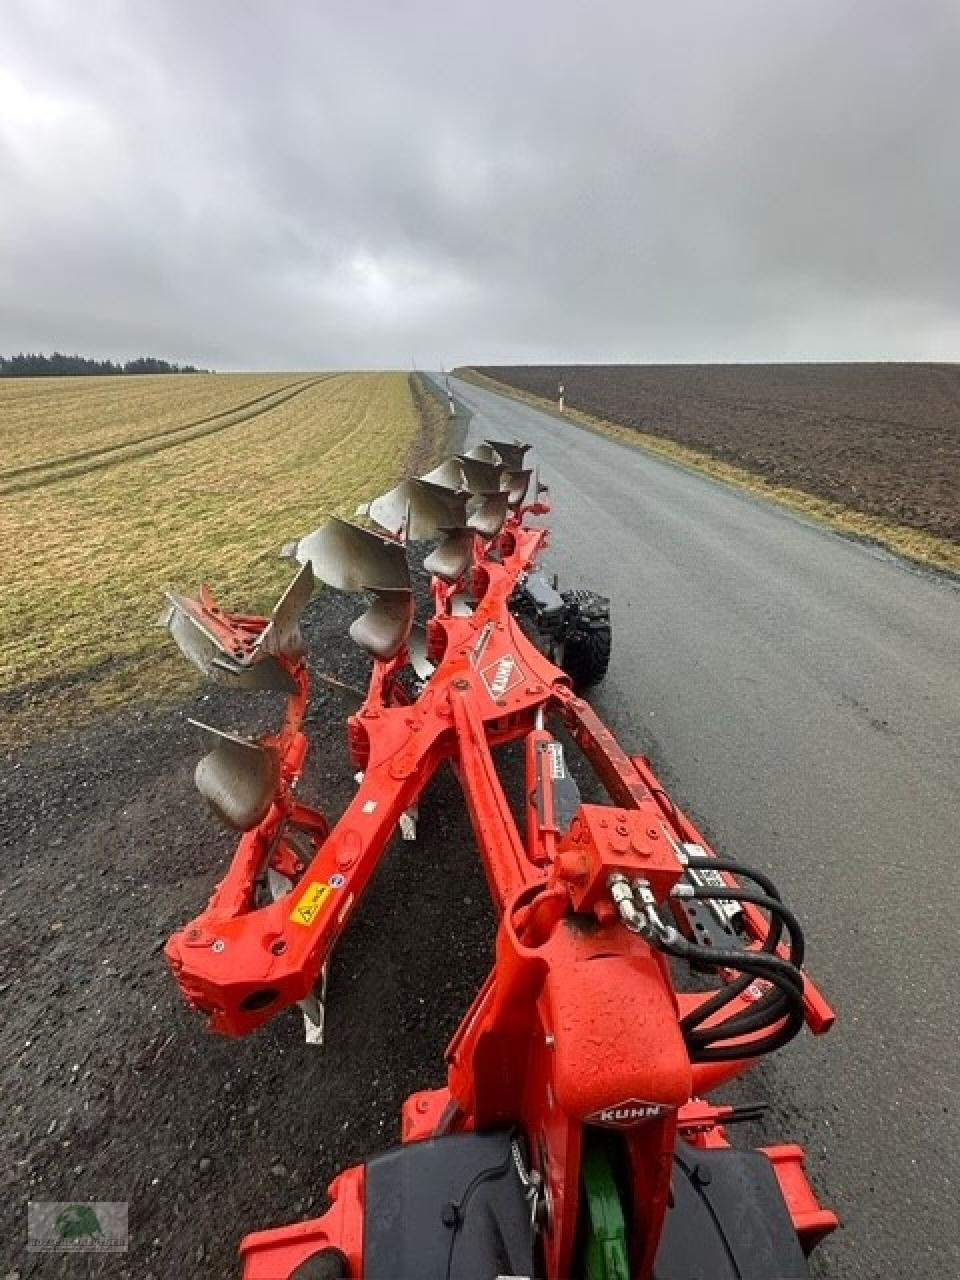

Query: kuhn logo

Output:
[587, 1099, 670, 1128]
[490, 656, 516, 696]
[481, 652, 524, 700]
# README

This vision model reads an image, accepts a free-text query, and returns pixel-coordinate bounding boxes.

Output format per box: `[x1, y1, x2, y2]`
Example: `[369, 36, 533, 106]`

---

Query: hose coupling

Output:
[608, 874, 680, 947]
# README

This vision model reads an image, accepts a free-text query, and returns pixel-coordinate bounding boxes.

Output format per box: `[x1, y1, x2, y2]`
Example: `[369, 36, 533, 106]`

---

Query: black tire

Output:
[560, 590, 612, 690]
[289, 1248, 350, 1279]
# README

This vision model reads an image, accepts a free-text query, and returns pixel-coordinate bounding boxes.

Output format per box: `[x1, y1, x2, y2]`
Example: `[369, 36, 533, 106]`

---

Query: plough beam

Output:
[160, 434, 838, 1278]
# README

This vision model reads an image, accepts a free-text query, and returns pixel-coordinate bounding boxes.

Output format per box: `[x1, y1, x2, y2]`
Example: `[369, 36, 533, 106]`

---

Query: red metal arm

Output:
[165, 488, 837, 1278]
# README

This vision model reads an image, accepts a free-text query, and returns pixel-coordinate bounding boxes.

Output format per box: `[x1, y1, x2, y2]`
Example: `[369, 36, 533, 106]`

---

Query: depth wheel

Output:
[560, 590, 612, 691]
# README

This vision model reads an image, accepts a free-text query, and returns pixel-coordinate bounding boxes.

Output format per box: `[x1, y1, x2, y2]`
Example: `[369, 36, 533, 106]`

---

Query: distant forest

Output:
[0, 352, 209, 377]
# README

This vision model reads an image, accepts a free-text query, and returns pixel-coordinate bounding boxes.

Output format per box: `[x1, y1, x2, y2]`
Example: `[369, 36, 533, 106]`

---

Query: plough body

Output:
[162, 429, 837, 1278]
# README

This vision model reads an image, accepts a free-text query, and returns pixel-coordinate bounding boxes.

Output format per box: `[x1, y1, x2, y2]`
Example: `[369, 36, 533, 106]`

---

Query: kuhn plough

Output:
[161, 420, 837, 1279]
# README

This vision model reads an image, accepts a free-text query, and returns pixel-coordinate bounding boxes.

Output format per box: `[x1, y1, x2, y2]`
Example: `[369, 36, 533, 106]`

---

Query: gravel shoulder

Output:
[2, 584, 495, 1279]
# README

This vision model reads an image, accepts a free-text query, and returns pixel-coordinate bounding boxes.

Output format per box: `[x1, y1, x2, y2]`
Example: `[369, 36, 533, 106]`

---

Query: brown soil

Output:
[471, 364, 960, 544]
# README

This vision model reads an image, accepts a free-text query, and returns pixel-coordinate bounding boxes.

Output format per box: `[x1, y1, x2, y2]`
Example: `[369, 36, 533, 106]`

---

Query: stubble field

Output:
[0, 371, 440, 740]
[2, 371, 465, 1279]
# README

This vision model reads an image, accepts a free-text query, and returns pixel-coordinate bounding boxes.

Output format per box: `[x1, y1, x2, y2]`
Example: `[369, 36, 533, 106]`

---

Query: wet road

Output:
[441, 372, 960, 1280]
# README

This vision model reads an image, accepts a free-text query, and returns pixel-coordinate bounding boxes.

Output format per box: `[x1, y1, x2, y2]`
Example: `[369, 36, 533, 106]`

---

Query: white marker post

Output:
[558, 381, 565, 413]
[444, 371, 455, 418]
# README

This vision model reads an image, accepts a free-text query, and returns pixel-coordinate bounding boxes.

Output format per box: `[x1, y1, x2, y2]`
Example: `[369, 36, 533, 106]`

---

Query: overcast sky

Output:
[2, 1, 958, 370]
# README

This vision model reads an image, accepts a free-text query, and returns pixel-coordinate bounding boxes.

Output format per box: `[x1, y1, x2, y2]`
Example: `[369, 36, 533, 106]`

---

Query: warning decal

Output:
[289, 882, 333, 927]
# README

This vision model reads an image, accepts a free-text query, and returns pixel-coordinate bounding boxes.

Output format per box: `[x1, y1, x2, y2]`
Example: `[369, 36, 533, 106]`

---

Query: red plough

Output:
[162, 433, 837, 1278]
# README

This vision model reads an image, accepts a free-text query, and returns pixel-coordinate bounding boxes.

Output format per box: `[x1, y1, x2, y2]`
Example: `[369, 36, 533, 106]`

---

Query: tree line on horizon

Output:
[0, 352, 210, 377]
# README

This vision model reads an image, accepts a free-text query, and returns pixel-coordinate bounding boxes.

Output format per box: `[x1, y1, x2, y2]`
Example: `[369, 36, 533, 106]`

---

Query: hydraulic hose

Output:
[610, 870, 807, 1061]
[678, 884, 805, 1031]
[662, 930, 805, 1061]
[674, 858, 806, 1033]
[614, 869, 807, 1062]
[676, 885, 805, 1053]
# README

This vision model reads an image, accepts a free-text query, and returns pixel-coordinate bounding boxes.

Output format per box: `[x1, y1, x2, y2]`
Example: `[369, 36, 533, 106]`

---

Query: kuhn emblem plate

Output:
[586, 1099, 670, 1127]
[481, 652, 525, 700]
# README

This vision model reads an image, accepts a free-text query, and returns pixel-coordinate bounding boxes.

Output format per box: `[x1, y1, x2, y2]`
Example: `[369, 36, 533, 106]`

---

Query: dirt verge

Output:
[406, 372, 455, 474]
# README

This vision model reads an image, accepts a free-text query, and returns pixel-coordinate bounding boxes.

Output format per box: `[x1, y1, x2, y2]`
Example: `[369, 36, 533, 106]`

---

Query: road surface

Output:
[442, 372, 960, 1280]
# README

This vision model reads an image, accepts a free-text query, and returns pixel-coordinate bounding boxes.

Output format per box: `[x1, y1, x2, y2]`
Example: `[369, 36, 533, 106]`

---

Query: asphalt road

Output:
[443, 373, 960, 1280]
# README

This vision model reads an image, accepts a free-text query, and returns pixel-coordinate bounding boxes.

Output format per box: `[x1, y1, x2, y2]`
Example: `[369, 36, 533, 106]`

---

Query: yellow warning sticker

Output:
[289, 882, 333, 927]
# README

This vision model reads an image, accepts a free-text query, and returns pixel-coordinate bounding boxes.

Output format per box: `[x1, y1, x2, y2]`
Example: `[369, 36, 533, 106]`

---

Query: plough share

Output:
[162, 424, 838, 1279]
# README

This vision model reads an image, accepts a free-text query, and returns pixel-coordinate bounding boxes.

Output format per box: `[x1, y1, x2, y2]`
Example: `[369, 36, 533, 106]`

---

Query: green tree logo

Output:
[55, 1205, 103, 1241]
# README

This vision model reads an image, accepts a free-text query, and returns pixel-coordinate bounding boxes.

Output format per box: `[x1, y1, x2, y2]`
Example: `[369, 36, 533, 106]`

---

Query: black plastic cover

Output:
[521, 570, 565, 627]
[654, 1142, 809, 1279]
[364, 1131, 534, 1280]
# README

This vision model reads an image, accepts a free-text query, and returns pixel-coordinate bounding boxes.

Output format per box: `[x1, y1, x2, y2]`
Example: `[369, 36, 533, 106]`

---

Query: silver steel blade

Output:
[457, 455, 504, 495]
[501, 469, 532, 508]
[407, 622, 436, 680]
[255, 561, 314, 659]
[464, 442, 499, 464]
[363, 478, 469, 541]
[164, 594, 296, 694]
[299, 964, 329, 1047]
[189, 719, 281, 831]
[467, 491, 510, 537]
[486, 439, 531, 469]
[348, 586, 415, 660]
[423, 527, 474, 582]
[420, 457, 466, 491]
[283, 516, 411, 591]
[164, 592, 234, 671]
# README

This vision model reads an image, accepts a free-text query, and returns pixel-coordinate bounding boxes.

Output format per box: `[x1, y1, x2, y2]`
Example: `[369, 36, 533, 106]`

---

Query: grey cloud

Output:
[1, 0, 958, 368]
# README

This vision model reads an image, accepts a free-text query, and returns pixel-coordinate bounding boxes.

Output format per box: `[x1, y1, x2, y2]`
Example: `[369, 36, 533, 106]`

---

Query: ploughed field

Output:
[0, 371, 441, 740]
[472, 363, 960, 544]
